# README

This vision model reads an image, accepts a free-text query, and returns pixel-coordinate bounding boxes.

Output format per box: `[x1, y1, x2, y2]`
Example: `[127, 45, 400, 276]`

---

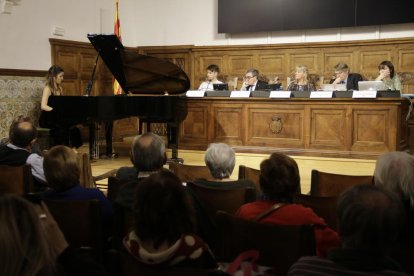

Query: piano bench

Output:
[37, 127, 51, 152]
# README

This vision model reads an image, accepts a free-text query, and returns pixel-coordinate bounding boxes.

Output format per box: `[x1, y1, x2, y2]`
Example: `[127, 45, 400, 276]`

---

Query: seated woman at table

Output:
[287, 65, 315, 91]
[375, 60, 402, 91]
[198, 64, 223, 91]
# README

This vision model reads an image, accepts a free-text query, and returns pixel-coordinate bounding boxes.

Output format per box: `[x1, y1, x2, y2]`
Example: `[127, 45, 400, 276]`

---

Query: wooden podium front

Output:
[178, 97, 411, 159]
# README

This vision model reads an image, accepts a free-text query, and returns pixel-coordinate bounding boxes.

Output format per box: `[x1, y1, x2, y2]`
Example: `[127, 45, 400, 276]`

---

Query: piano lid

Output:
[87, 34, 190, 95]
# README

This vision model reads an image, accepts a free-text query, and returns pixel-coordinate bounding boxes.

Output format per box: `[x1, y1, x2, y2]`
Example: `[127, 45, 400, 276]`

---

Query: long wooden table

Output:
[178, 97, 412, 159]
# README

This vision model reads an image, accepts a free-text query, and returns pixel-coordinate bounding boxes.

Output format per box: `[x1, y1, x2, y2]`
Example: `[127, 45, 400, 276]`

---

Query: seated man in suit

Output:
[0, 117, 47, 190]
[288, 185, 406, 275]
[330, 62, 363, 90]
[115, 132, 166, 209]
[240, 68, 268, 91]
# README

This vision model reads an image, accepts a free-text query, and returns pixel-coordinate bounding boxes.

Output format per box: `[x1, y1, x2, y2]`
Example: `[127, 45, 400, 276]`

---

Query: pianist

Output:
[39, 65, 82, 149]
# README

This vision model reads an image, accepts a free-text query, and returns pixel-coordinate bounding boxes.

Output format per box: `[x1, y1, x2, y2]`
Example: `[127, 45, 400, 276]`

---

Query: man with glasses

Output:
[240, 68, 268, 91]
[330, 62, 363, 91]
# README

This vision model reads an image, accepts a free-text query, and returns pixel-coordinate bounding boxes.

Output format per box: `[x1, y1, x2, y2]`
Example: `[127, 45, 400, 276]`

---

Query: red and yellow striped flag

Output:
[113, 0, 123, 95]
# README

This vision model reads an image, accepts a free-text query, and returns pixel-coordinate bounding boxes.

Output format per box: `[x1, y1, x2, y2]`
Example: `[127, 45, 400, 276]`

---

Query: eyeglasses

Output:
[335, 71, 345, 75]
[244, 75, 255, 80]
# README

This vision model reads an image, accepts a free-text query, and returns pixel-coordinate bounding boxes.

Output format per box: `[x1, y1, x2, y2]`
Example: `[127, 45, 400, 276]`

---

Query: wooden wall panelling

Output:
[323, 51, 354, 82]
[309, 106, 347, 150]
[257, 52, 286, 86]
[212, 103, 244, 145]
[358, 49, 392, 80]
[179, 101, 210, 149]
[246, 103, 305, 148]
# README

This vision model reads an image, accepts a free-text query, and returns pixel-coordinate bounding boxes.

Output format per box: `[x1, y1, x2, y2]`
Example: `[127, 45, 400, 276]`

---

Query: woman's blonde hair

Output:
[44, 145, 80, 191]
[0, 195, 54, 276]
[294, 65, 309, 84]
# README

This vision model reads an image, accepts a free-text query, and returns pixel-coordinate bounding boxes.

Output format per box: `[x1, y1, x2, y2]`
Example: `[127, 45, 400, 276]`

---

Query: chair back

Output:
[169, 162, 211, 183]
[215, 211, 316, 276]
[77, 152, 95, 188]
[293, 194, 338, 231]
[238, 165, 261, 192]
[0, 164, 33, 195]
[43, 199, 103, 260]
[310, 169, 373, 196]
[187, 181, 256, 218]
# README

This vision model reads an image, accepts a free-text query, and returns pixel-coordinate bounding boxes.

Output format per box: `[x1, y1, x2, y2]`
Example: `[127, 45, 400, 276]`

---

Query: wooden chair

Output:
[187, 181, 256, 218]
[168, 162, 211, 183]
[0, 164, 33, 195]
[77, 152, 117, 188]
[238, 165, 261, 192]
[293, 194, 338, 231]
[310, 169, 373, 197]
[43, 199, 103, 261]
[215, 211, 316, 276]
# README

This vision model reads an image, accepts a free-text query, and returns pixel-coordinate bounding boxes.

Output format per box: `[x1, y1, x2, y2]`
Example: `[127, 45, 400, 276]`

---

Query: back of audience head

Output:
[131, 132, 166, 172]
[259, 153, 300, 202]
[205, 143, 235, 180]
[9, 119, 37, 149]
[0, 194, 54, 275]
[374, 151, 414, 208]
[132, 169, 196, 249]
[44, 145, 80, 191]
[337, 184, 405, 251]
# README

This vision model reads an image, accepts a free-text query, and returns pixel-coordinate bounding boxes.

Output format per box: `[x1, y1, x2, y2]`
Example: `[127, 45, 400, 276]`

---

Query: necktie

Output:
[246, 85, 251, 91]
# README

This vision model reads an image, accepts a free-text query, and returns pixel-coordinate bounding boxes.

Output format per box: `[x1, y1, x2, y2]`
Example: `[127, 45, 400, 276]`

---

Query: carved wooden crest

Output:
[269, 116, 283, 134]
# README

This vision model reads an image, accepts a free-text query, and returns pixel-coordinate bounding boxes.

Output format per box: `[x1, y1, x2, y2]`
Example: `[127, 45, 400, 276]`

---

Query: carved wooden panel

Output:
[179, 103, 210, 148]
[351, 108, 393, 152]
[359, 50, 392, 79]
[228, 55, 255, 74]
[323, 52, 354, 79]
[62, 79, 78, 96]
[289, 53, 320, 73]
[212, 105, 244, 145]
[309, 107, 347, 149]
[55, 50, 78, 77]
[247, 105, 304, 147]
[398, 49, 414, 72]
[257, 54, 285, 75]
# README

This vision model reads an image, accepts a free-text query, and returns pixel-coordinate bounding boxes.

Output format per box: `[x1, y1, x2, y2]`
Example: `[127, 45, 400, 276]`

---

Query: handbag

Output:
[218, 250, 274, 276]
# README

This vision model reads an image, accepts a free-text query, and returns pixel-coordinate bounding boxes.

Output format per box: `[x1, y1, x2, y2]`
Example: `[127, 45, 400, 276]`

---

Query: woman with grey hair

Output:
[194, 143, 255, 189]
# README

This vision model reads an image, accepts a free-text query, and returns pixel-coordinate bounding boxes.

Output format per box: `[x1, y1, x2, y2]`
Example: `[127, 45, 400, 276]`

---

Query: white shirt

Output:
[7, 143, 46, 183]
[198, 80, 223, 91]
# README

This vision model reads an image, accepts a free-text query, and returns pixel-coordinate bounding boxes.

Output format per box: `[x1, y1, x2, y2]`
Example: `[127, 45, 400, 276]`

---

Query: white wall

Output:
[1, 0, 414, 70]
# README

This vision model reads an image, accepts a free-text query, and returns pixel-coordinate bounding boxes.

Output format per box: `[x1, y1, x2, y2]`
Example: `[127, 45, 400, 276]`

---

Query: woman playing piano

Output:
[39, 65, 82, 148]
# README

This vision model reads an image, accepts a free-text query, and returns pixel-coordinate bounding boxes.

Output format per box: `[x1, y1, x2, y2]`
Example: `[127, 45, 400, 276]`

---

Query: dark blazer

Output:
[330, 73, 363, 90]
[254, 80, 268, 91]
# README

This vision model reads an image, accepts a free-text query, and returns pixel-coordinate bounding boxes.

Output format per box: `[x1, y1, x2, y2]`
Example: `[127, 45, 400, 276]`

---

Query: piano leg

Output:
[89, 123, 99, 160]
[167, 122, 183, 164]
[104, 121, 113, 157]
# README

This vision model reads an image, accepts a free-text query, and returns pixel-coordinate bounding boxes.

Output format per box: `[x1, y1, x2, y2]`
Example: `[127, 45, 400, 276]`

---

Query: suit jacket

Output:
[330, 73, 363, 90]
[254, 80, 268, 91]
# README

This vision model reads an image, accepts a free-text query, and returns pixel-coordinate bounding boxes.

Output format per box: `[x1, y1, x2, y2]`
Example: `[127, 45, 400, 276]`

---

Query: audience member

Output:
[194, 143, 255, 190]
[0, 194, 109, 276]
[115, 132, 166, 209]
[123, 169, 217, 269]
[198, 64, 223, 91]
[236, 153, 340, 257]
[240, 68, 268, 91]
[287, 65, 315, 91]
[373, 151, 414, 245]
[375, 60, 402, 91]
[115, 154, 138, 183]
[288, 185, 407, 275]
[330, 62, 363, 90]
[41, 145, 113, 223]
[0, 117, 47, 190]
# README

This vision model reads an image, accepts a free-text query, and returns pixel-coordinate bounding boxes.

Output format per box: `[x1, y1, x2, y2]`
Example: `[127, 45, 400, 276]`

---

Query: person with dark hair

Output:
[115, 132, 167, 209]
[375, 60, 402, 91]
[288, 185, 407, 275]
[198, 64, 223, 91]
[240, 68, 268, 91]
[330, 62, 363, 90]
[0, 117, 47, 190]
[41, 145, 112, 222]
[236, 153, 340, 257]
[39, 65, 82, 148]
[123, 169, 217, 269]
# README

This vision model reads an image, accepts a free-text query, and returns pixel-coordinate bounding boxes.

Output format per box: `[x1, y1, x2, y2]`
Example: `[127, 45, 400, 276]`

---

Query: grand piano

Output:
[40, 34, 190, 159]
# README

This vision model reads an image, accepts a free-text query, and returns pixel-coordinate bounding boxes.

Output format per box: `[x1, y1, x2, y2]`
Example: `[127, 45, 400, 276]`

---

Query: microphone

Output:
[206, 80, 211, 90]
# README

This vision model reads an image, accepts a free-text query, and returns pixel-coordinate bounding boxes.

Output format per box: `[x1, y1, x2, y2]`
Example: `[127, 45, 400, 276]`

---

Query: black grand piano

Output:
[40, 34, 190, 159]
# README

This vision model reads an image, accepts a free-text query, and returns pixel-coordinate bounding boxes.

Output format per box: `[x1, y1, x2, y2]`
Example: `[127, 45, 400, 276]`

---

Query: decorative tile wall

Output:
[0, 76, 44, 140]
